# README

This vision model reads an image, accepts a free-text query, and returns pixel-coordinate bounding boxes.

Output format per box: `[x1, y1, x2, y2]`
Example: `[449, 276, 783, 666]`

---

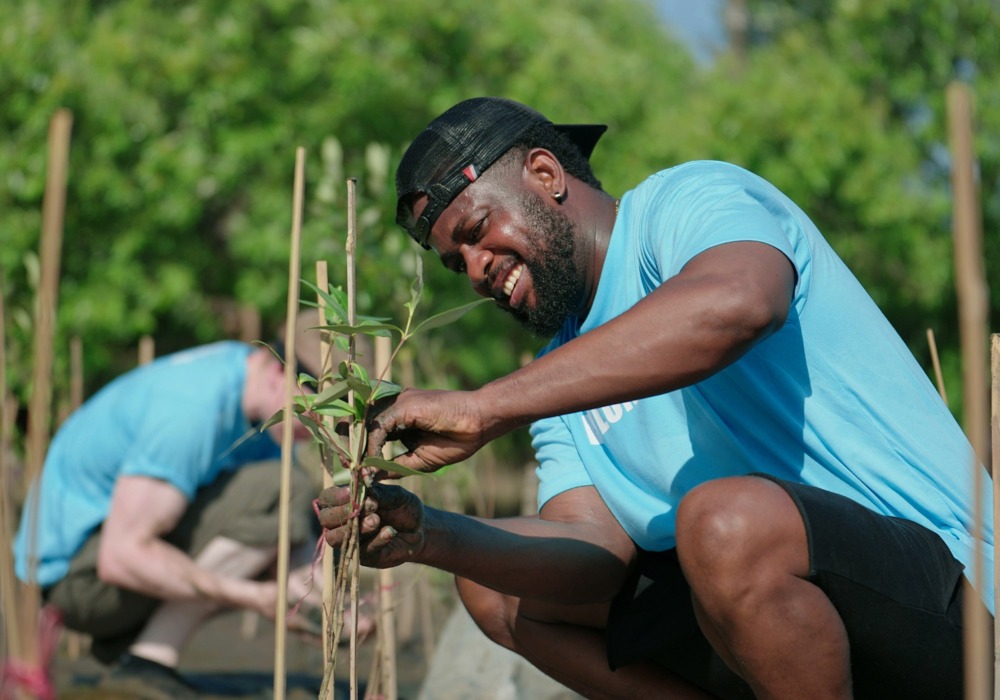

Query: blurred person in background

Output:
[14, 312, 366, 699]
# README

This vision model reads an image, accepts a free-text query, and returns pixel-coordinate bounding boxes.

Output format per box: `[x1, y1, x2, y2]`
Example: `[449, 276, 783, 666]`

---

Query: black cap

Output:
[395, 97, 607, 249]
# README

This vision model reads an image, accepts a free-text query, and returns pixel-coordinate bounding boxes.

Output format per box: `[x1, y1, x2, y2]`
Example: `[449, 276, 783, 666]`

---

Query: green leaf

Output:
[412, 298, 491, 335]
[362, 455, 426, 478]
[403, 259, 424, 316]
[311, 380, 351, 408]
[312, 401, 356, 418]
[351, 361, 370, 385]
[319, 321, 399, 337]
[302, 280, 349, 323]
[344, 373, 372, 402]
[370, 380, 402, 402]
[260, 409, 285, 432]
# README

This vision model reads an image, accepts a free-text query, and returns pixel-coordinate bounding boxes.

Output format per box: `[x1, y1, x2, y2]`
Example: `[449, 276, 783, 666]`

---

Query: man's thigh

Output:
[45, 532, 158, 641]
[166, 460, 316, 554]
[608, 475, 984, 700]
[762, 474, 980, 700]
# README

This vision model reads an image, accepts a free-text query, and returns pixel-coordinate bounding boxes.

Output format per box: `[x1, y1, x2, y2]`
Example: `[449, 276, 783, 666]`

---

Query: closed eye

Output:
[440, 253, 466, 275]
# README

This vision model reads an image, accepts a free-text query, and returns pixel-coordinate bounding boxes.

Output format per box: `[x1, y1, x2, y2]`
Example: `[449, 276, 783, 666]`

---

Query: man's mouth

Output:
[502, 264, 523, 299]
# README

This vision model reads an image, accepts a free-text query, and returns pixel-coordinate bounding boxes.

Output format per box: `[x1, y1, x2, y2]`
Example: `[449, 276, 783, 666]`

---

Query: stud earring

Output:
[553, 192, 564, 203]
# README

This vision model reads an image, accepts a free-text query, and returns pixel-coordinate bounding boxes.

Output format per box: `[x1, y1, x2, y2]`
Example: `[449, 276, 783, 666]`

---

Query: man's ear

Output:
[523, 148, 565, 202]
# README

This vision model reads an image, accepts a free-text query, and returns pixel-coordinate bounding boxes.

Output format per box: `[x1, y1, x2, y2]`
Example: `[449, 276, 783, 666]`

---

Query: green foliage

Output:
[736, 0, 1000, 412]
[286, 280, 489, 480]
[0, 0, 691, 400]
[2, 0, 996, 438]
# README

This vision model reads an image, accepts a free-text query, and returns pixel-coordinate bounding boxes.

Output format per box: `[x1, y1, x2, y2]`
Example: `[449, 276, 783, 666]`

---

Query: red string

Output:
[0, 605, 62, 700]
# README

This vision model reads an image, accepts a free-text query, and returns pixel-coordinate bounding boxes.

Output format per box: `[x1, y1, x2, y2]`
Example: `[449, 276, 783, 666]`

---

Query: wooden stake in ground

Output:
[0, 272, 22, 662]
[69, 336, 83, 411]
[374, 335, 398, 700]
[22, 109, 73, 676]
[239, 304, 262, 344]
[273, 146, 307, 700]
[946, 80, 992, 700]
[315, 260, 337, 700]
[992, 334, 1000, 677]
[138, 335, 155, 366]
[64, 335, 88, 661]
[926, 328, 948, 404]
[345, 177, 361, 700]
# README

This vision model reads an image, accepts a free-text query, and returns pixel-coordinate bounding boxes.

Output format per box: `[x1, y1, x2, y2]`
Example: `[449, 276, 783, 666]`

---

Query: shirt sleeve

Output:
[119, 399, 221, 500]
[531, 414, 594, 510]
[638, 162, 799, 282]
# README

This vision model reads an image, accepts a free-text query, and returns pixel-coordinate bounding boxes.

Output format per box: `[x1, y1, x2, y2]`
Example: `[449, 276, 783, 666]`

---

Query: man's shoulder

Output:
[632, 160, 755, 196]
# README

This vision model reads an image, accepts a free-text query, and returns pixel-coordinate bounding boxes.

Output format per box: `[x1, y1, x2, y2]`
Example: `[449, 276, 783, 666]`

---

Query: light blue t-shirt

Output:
[14, 341, 281, 587]
[533, 161, 994, 611]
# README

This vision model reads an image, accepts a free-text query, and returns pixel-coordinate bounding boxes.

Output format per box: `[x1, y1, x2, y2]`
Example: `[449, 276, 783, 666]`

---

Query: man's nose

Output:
[463, 246, 492, 295]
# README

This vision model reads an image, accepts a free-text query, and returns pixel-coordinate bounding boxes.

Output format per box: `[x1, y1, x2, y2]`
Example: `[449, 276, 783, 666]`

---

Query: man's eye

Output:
[469, 219, 486, 242]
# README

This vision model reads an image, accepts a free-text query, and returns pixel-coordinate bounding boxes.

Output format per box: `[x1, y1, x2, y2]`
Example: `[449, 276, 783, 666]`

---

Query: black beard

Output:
[504, 192, 582, 338]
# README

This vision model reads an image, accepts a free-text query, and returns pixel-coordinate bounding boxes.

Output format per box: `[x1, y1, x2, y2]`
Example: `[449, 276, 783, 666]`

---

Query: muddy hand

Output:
[317, 483, 425, 568]
[365, 388, 489, 473]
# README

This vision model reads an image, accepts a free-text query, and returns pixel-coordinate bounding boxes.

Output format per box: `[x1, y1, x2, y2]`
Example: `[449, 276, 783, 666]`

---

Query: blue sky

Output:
[654, 0, 727, 63]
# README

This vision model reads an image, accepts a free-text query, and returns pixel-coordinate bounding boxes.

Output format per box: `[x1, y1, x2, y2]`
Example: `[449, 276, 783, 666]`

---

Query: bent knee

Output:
[676, 476, 807, 582]
[456, 577, 519, 650]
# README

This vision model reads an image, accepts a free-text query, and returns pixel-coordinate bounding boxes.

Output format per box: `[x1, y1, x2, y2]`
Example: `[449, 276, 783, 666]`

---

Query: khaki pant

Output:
[44, 460, 316, 663]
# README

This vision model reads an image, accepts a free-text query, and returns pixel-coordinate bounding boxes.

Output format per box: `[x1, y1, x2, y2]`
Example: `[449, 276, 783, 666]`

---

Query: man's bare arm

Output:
[320, 483, 636, 604]
[369, 241, 795, 471]
[98, 475, 275, 616]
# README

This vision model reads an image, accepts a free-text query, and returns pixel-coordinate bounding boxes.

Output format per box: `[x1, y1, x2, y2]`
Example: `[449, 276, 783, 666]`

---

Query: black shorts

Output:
[606, 475, 989, 700]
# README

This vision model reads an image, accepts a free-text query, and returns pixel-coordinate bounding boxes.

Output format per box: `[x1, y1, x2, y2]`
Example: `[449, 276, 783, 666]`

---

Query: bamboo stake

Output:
[992, 334, 1000, 687]
[273, 146, 306, 700]
[69, 336, 83, 411]
[375, 335, 398, 700]
[65, 335, 87, 660]
[138, 335, 155, 366]
[927, 328, 948, 404]
[399, 349, 437, 665]
[947, 81, 992, 700]
[23, 109, 73, 668]
[0, 273, 21, 661]
[238, 304, 262, 344]
[316, 260, 337, 700]
[345, 177, 360, 700]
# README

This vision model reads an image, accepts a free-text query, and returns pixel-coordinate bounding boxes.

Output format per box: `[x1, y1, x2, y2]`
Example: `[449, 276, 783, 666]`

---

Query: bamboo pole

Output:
[375, 335, 398, 700]
[0, 274, 21, 661]
[23, 109, 73, 668]
[273, 146, 306, 700]
[947, 81, 992, 700]
[345, 177, 360, 700]
[238, 304, 262, 344]
[316, 260, 337, 700]
[69, 336, 83, 411]
[138, 335, 155, 366]
[399, 349, 437, 665]
[992, 334, 1000, 689]
[64, 335, 87, 660]
[927, 328, 949, 404]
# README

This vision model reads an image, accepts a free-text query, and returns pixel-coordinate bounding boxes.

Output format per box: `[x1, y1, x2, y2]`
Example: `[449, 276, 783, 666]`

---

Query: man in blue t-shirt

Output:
[318, 98, 993, 699]
[13, 314, 335, 698]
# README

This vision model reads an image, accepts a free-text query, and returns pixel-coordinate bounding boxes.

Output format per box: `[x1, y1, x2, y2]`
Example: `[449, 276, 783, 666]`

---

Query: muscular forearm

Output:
[477, 242, 794, 439]
[98, 536, 260, 608]
[415, 508, 630, 604]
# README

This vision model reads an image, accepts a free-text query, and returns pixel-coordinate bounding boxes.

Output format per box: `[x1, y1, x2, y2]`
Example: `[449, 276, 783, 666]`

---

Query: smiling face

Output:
[413, 151, 587, 337]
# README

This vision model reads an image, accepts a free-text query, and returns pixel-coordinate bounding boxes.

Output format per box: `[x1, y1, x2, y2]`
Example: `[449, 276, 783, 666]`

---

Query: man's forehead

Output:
[411, 186, 479, 253]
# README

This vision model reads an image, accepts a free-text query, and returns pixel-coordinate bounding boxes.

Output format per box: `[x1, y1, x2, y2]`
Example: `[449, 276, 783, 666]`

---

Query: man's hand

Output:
[317, 483, 426, 568]
[365, 388, 491, 473]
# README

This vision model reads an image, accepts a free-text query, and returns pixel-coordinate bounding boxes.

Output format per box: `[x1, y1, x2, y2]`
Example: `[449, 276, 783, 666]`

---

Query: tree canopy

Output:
[1, 0, 996, 432]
